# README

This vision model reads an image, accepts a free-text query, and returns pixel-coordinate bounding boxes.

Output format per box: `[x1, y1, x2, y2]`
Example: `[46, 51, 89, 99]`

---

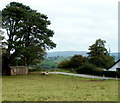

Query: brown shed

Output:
[10, 66, 28, 75]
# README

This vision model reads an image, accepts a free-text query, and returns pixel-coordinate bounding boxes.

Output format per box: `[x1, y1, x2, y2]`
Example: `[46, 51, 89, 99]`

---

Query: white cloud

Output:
[0, 0, 119, 52]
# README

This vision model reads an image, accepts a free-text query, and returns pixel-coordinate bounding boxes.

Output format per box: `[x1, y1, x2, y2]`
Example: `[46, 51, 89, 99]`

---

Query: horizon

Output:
[46, 50, 119, 53]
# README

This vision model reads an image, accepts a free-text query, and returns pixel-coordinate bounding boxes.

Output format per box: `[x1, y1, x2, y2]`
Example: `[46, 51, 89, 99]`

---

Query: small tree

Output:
[57, 55, 87, 69]
[70, 55, 87, 68]
[87, 39, 114, 69]
[57, 60, 72, 69]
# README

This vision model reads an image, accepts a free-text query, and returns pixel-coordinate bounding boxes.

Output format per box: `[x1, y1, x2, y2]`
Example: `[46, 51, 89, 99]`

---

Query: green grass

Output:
[40, 61, 57, 70]
[41, 61, 57, 66]
[53, 57, 70, 63]
[2, 73, 118, 101]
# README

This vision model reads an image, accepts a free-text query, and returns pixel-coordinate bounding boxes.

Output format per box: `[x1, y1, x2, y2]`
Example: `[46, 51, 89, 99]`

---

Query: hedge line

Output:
[76, 63, 120, 78]
[77, 70, 120, 78]
[103, 71, 120, 78]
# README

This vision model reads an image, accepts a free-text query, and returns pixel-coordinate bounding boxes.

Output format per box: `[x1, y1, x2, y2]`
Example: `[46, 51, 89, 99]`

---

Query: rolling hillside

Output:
[39, 51, 119, 70]
[47, 51, 119, 61]
[47, 51, 88, 57]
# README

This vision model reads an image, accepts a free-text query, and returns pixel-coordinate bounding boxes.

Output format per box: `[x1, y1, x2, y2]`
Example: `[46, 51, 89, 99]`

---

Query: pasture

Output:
[2, 73, 118, 101]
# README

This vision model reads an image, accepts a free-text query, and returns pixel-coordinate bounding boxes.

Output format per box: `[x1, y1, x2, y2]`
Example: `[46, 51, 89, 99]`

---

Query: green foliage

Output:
[57, 59, 72, 69]
[102, 55, 115, 69]
[40, 60, 57, 70]
[2, 2, 56, 67]
[88, 39, 115, 69]
[50, 56, 70, 63]
[28, 65, 42, 72]
[76, 63, 120, 78]
[10, 46, 46, 66]
[37, 56, 70, 70]
[58, 55, 87, 69]
[70, 55, 87, 68]
[76, 63, 103, 75]
[46, 56, 69, 63]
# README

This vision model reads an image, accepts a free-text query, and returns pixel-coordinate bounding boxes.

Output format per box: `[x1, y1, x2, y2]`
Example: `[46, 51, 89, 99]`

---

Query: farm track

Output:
[49, 72, 117, 80]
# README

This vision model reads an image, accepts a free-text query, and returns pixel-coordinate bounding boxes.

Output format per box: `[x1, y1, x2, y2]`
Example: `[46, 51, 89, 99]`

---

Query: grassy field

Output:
[39, 56, 70, 70]
[2, 73, 118, 101]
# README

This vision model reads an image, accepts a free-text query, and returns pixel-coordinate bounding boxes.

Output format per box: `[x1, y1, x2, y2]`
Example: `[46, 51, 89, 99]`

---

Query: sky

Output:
[0, 0, 119, 52]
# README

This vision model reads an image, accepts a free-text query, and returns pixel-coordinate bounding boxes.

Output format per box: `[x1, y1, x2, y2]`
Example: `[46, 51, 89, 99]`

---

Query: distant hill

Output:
[47, 51, 119, 61]
[110, 53, 120, 61]
[46, 51, 88, 57]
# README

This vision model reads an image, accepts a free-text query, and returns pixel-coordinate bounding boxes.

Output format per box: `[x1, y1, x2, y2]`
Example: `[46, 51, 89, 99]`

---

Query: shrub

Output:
[77, 63, 120, 78]
[57, 60, 72, 68]
[58, 55, 87, 69]
[76, 63, 103, 76]
[70, 55, 87, 68]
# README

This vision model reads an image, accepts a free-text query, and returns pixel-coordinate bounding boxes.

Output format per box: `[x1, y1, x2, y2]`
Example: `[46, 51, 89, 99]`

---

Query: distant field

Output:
[2, 73, 118, 101]
[52, 57, 70, 63]
[40, 57, 70, 70]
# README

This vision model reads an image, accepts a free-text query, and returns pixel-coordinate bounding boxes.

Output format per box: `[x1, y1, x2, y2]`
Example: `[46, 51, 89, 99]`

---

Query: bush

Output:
[57, 60, 72, 68]
[76, 63, 103, 76]
[58, 55, 87, 69]
[70, 55, 87, 68]
[77, 63, 120, 78]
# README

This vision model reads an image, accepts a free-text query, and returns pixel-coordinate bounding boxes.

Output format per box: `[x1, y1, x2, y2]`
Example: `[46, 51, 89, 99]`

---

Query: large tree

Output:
[2, 2, 56, 68]
[87, 39, 114, 69]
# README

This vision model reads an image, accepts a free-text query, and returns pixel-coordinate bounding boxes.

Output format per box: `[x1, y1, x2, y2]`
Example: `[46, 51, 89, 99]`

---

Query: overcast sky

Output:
[0, 0, 119, 52]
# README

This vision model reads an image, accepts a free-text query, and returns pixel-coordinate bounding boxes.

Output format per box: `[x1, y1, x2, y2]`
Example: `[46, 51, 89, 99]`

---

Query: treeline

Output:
[57, 39, 119, 78]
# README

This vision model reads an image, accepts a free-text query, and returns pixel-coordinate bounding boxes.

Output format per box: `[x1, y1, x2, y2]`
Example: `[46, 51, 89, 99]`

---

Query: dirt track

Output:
[49, 72, 117, 80]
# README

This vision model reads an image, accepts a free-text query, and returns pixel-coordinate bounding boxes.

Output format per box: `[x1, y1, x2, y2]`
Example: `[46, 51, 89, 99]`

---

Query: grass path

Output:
[2, 73, 118, 101]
